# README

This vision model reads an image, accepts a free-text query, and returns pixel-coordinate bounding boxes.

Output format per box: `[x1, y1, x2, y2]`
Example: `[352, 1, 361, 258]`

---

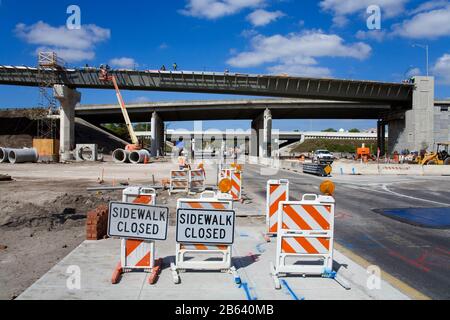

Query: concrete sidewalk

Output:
[18, 226, 409, 300]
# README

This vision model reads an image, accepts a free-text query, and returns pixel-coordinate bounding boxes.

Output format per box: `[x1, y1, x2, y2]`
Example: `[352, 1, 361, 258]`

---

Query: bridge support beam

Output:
[151, 112, 164, 157]
[54, 85, 81, 162]
[251, 108, 272, 158]
[377, 120, 386, 156]
[388, 76, 435, 154]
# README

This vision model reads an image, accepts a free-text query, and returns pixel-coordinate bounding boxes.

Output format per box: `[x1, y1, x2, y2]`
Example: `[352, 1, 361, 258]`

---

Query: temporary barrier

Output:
[189, 169, 206, 193]
[266, 179, 289, 237]
[230, 171, 242, 201]
[218, 167, 242, 201]
[169, 170, 190, 194]
[303, 163, 332, 177]
[270, 194, 341, 289]
[170, 192, 239, 284]
[218, 168, 232, 182]
[111, 187, 164, 285]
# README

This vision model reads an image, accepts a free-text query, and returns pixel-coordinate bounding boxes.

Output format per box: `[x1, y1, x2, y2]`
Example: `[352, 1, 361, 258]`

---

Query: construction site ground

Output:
[1, 159, 448, 300]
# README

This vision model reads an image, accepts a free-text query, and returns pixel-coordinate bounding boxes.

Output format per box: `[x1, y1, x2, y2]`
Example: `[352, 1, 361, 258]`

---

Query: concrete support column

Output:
[54, 85, 81, 162]
[151, 112, 163, 157]
[388, 76, 435, 153]
[377, 120, 386, 156]
[250, 119, 259, 157]
[250, 108, 272, 158]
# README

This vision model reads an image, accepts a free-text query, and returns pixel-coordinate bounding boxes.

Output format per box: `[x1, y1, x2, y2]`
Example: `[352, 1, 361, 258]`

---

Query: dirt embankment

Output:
[0, 178, 121, 300]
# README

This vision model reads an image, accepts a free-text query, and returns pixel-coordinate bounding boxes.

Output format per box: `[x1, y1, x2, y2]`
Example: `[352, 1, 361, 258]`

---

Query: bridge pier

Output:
[388, 76, 435, 154]
[54, 85, 81, 162]
[377, 120, 386, 156]
[251, 108, 272, 158]
[151, 112, 164, 157]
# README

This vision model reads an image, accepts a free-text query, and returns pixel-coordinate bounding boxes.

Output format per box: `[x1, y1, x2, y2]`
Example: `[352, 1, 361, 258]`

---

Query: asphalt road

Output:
[243, 164, 450, 300]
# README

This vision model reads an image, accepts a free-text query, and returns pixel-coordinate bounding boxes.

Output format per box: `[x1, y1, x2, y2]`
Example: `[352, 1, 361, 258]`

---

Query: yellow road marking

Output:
[334, 243, 431, 300]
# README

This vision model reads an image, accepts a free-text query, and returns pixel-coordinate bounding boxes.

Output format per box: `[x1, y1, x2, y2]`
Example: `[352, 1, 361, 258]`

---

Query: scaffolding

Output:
[36, 52, 64, 139]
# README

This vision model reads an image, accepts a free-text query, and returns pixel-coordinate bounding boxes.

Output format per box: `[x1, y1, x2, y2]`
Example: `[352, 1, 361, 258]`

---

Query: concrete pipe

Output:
[8, 148, 39, 164]
[0, 147, 12, 163]
[129, 150, 151, 164]
[112, 148, 130, 163]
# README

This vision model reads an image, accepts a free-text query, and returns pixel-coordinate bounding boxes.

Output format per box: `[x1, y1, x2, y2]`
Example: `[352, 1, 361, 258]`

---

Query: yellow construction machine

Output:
[417, 142, 450, 165]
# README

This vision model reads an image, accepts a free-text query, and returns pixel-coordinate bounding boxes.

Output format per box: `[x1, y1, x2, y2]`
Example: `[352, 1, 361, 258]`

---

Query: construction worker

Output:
[178, 150, 187, 170]
[173, 63, 178, 71]
[161, 65, 166, 71]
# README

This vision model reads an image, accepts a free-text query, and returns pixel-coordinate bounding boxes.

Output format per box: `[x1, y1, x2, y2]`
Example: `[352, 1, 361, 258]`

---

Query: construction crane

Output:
[98, 65, 141, 151]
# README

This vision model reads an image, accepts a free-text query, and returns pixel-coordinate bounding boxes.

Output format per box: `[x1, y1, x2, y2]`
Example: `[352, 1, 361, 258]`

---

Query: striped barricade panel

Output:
[218, 168, 232, 182]
[190, 169, 205, 192]
[230, 171, 242, 200]
[266, 180, 289, 235]
[175, 197, 233, 270]
[121, 188, 156, 269]
[281, 237, 330, 255]
[170, 170, 190, 194]
[275, 195, 335, 276]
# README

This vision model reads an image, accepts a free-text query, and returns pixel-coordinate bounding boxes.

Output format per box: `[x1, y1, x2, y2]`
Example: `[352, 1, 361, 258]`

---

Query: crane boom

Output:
[110, 75, 139, 146]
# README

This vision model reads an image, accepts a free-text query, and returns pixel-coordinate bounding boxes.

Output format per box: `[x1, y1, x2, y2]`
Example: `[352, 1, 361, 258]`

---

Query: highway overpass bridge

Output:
[0, 64, 445, 159]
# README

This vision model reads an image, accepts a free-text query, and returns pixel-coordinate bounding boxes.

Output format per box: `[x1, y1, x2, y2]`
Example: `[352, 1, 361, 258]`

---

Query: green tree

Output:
[322, 128, 337, 132]
[102, 123, 129, 139]
[349, 128, 361, 133]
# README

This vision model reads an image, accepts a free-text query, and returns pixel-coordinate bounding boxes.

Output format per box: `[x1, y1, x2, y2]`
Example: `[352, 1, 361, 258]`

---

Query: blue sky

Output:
[0, 0, 449, 131]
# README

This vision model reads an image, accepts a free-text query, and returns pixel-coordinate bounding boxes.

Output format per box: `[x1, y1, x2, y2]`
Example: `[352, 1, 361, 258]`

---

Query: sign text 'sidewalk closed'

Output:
[176, 209, 235, 245]
[108, 202, 169, 241]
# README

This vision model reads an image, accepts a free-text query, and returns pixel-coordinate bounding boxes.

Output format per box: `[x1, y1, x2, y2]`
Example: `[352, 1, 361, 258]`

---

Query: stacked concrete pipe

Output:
[129, 149, 151, 164]
[0, 147, 12, 163]
[8, 148, 39, 164]
[112, 148, 130, 163]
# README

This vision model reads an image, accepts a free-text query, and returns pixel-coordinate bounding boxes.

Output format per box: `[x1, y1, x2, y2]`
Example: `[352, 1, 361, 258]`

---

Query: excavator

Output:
[98, 65, 141, 151]
[417, 142, 450, 165]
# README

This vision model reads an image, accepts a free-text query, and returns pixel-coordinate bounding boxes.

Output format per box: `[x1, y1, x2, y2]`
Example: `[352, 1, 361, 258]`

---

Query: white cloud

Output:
[14, 21, 110, 62]
[320, 0, 408, 17]
[133, 96, 150, 103]
[267, 61, 332, 78]
[180, 0, 265, 19]
[228, 30, 371, 67]
[391, 4, 450, 39]
[159, 43, 169, 49]
[109, 57, 137, 69]
[246, 9, 284, 27]
[227, 30, 371, 78]
[320, 0, 409, 27]
[355, 30, 387, 42]
[405, 67, 421, 78]
[432, 54, 450, 84]
[408, 0, 449, 15]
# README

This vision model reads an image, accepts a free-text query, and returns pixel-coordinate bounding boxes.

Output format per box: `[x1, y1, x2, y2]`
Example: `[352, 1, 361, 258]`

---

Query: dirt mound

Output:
[0, 193, 116, 231]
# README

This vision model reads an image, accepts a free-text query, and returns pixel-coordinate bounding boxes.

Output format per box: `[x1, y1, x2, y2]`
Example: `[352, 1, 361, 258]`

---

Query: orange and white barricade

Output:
[266, 179, 289, 238]
[170, 191, 239, 284]
[169, 170, 189, 195]
[111, 187, 162, 285]
[189, 169, 205, 193]
[270, 193, 349, 290]
[230, 170, 242, 201]
[218, 167, 242, 201]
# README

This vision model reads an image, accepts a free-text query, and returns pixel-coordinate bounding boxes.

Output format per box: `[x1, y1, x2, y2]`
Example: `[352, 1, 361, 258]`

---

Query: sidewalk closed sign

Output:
[176, 209, 235, 245]
[108, 202, 169, 241]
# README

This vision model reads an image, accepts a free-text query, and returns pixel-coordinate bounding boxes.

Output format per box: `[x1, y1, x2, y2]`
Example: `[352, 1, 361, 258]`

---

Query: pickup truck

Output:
[313, 149, 334, 164]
